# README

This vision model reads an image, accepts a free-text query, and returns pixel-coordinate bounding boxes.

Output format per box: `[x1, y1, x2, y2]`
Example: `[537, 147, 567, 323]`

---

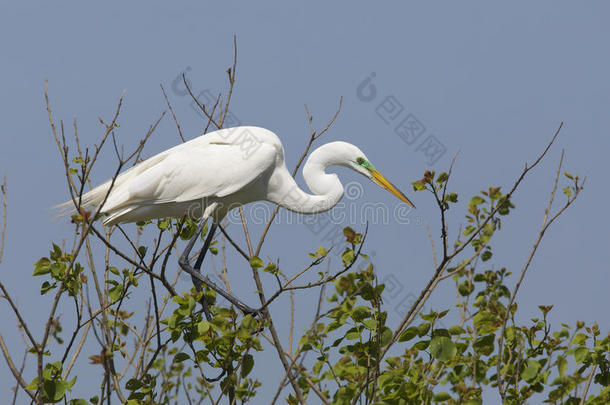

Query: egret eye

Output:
[356, 157, 365, 165]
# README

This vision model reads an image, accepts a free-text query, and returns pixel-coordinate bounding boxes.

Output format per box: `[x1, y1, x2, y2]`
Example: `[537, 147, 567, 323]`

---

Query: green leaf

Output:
[418, 323, 431, 336]
[41, 281, 57, 295]
[412, 180, 427, 191]
[179, 220, 196, 240]
[108, 283, 124, 303]
[473, 334, 495, 356]
[571, 333, 587, 345]
[262, 262, 279, 274]
[380, 327, 392, 346]
[430, 336, 457, 362]
[398, 327, 419, 342]
[469, 196, 485, 206]
[69, 400, 89, 405]
[473, 311, 498, 334]
[362, 319, 378, 330]
[420, 311, 437, 321]
[556, 355, 567, 377]
[137, 246, 147, 258]
[33, 257, 52, 276]
[341, 249, 355, 266]
[343, 227, 356, 243]
[241, 354, 254, 378]
[174, 352, 190, 363]
[249, 256, 263, 269]
[43, 379, 67, 402]
[574, 347, 588, 363]
[313, 360, 324, 375]
[412, 340, 430, 350]
[199, 220, 209, 240]
[458, 280, 474, 296]
[157, 217, 170, 230]
[345, 330, 361, 340]
[449, 325, 465, 335]
[26, 377, 39, 390]
[197, 321, 210, 335]
[462, 226, 475, 237]
[125, 378, 142, 391]
[436, 172, 448, 183]
[445, 192, 458, 203]
[351, 306, 370, 322]
[521, 360, 541, 382]
[433, 392, 452, 402]
[481, 223, 495, 243]
[51, 243, 63, 260]
[431, 328, 450, 338]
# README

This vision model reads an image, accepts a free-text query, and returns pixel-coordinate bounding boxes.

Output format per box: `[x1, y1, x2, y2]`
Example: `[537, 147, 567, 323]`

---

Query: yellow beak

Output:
[370, 170, 416, 208]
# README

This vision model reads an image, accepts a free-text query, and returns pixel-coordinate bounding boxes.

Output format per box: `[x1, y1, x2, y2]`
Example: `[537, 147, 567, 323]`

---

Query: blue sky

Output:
[1, 1, 609, 402]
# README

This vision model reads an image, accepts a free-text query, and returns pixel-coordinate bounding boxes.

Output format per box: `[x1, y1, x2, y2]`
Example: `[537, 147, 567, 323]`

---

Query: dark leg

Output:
[194, 222, 216, 271]
[178, 219, 262, 317]
[190, 222, 217, 320]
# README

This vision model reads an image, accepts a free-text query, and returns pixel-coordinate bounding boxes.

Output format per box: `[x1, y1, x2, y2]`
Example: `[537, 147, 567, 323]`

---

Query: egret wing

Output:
[114, 140, 277, 207]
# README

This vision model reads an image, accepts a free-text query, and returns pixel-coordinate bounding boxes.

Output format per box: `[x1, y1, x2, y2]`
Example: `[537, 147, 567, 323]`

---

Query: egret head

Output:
[335, 142, 416, 208]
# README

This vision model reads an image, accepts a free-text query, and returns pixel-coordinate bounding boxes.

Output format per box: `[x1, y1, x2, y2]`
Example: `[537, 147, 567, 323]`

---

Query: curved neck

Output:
[269, 144, 344, 214]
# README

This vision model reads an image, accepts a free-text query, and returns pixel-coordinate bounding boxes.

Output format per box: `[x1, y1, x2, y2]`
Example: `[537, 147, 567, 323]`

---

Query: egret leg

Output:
[192, 221, 215, 320]
[178, 220, 262, 318]
[194, 222, 216, 271]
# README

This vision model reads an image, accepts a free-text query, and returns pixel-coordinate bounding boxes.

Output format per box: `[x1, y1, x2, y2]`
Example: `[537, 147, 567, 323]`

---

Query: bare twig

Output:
[496, 150, 584, 400]
[0, 282, 37, 348]
[0, 334, 35, 400]
[0, 173, 6, 264]
[10, 348, 28, 405]
[579, 364, 597, 405]
[183, 74, 221, 130]
[160, 84, 185, 142]
[62, 322, 91, 379]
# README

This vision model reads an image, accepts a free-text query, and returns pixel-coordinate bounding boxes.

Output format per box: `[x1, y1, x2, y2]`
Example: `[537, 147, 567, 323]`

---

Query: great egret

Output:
[61, 126, 414, 315]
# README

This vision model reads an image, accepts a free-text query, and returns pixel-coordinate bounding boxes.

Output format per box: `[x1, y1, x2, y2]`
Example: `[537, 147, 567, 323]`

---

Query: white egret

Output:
[60, 126, 414, 315]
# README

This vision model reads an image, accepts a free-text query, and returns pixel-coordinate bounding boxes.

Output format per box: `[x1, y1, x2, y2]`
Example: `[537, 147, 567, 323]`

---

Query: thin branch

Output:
[160, 84, 185, 142]
[579, 364, 597, 405]
[0, 282, 37, 348]
[183, 74, 221, 130]
[0, 173, 6, 264]
[132, 110, 167, 164]
[62, 322, 91, 379]
[220, 35, 238, 125]
[496, 150, 584, 399]
[0, 334, 35, 400]
[217, 223, 249, 261]
[11, 348, 28, 405]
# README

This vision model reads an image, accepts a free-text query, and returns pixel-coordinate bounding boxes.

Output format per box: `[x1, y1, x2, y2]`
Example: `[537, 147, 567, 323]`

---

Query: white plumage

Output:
[59, 126, 414, 225]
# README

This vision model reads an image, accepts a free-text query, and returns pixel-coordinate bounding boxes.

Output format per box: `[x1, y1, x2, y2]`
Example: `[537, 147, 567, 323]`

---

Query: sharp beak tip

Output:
[371, 170, 415, 209]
